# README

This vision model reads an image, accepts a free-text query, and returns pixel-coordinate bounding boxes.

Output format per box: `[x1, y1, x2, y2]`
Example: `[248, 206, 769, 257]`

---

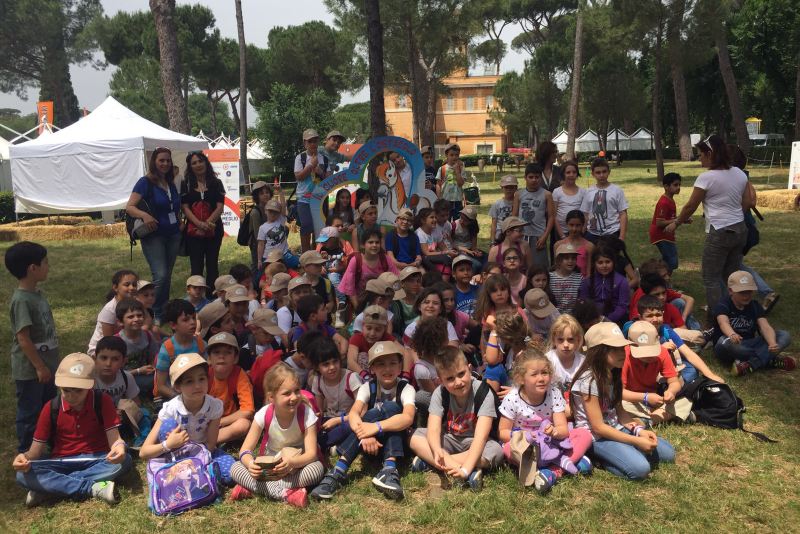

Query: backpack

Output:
[152, 335, 207, 397]
[440, 380, 501, 439]
[48, 390, 104, 449]
[681, 377, 776, 443]
[258, 393, 326, 464]
[367, 378, 409, 410]
[248, 348, 285, 407]
[147, 442, 220, 516]
[237, 204, 262, 246]
[125, 179, 155, 260]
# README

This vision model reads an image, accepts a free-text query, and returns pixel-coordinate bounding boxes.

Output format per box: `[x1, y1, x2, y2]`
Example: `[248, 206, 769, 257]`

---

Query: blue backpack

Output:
[147, 442, 220, 516]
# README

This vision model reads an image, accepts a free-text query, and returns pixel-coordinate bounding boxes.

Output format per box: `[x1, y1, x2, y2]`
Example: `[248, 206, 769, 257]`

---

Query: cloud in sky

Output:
[0, 0, 528, 122]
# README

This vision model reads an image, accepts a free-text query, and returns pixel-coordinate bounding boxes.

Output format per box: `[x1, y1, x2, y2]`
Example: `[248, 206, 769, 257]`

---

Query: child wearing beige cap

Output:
[488, 216, 534, 273]
[570, 322, 675, 480]
[300, 250, 336, 316]
[246, 308, 288, 405]
[523, 288, 560, 342]
[206, 332, 254, 443]
[13, 353, 131, 506]
[352, 278, 395, 335]
[294, 128, 329, 252]
[713, 270, 793, 376]
[347, 305, 396, 376]
[352, 200, 381, 252]
[384, 208, 423, 270]
[257, 198, 299, 271]
[490, 175, 518, 241]
[185, 274, 210, 313]
[277, 276, 313, 348]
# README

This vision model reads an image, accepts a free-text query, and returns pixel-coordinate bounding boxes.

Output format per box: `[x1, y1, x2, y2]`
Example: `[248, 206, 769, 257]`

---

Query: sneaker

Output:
[763, 292, 780, 315]
[334, 310, 345, 329]
[24, 490, 47, 508]
[466, 469, 483, 492]
[91, 481, 120, 505]
[576, 456, 593, 475]
[769, 356, 796, 371]
[372, 467, 404, 500]
[228, 484, 253, 501]
[533, 468, 556, 494]
[700, 328, 715, 349]
[411, 456, 432, 473]
[731, 360, 753, 377]
[285, 487, 308, 508]
[685, 411, 697, 424]
[310, 468, 347, 500]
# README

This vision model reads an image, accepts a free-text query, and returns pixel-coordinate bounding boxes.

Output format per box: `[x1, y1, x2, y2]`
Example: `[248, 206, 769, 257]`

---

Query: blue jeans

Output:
[16, 379, 57, 453]
[679, 359, 698, 383]
[336, 402, 405, 462]
[670, 298, 703, 331]
[655, 241, 679, 273]
[16, 452, 132, 497]
[297, 202, 314, 234]
[702, 223, 747, 315]
[319, 417, 352, 449]
[740, 264, 772, 299]
[140, 231, 182, 321]
[327, 272, 346, 305]
[591, 430, 675, 480]
[714, 331, 791, 370]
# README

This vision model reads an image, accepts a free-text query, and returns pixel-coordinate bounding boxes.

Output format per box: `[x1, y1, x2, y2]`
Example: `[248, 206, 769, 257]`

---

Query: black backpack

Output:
[125, 180, 155, 260]
[681, 378, 776, 443]
[237, 204, 262, 246]
[440, 380, 501, 439]
[368, 378, 409, 410]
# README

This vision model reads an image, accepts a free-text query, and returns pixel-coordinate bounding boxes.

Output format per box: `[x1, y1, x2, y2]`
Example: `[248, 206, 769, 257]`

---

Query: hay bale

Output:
[0, 221, 127, 242]
[756, 189, 800, 211]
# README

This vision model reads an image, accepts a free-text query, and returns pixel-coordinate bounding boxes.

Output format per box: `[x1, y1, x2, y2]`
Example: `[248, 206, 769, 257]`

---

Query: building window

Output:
[486, 95, 494, 109]
[485, 119, 492, 132]
[397, 95, 408, 108]
[466, 96, 474, 111]
[476, 144, 493, 154]
[447, 95, 455, 111]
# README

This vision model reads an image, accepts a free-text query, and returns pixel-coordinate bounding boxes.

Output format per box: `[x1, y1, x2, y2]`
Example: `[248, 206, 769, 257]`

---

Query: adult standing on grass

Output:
[180, 150, 226, 286]
[666, 134, 754, 319]
[126, 147, 182, 322]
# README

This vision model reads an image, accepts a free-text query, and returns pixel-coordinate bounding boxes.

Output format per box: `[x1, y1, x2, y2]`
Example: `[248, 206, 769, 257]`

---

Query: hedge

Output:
[0, 191, 13, 224]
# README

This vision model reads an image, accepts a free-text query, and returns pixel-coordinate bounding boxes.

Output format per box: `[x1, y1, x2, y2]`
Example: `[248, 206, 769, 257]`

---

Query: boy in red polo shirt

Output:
[207, 332, 254, 443]
[620, 322, 693, 425]
[12, 353, 131, 507]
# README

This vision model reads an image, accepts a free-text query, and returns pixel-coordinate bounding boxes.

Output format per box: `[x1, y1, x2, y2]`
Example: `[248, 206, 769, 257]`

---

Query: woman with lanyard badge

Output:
[126, 147, 182, 322]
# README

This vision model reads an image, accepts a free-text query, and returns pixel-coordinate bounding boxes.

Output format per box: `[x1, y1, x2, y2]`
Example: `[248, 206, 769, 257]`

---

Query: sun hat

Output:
[225, 284, 250, 303]
[368, 340, 405, 366]
[300, 250, 327, 266]
[316, 226, 339, 243]
[460, 205, 478, 220]
[500, 175, 518, 187]
[627, 321, 661, 359]
[399, 266, 423, 280]
[246, 308, 286, 336]
[727, 270, 757, 292]
[362, 305, 388, 326]
[555, 242, 579, 258]
[288, 276, 312, 292]
[198, 300, 228, 338]
[583, 322, 632, 350]
[366, 278, 391, 295]
[186, 275, 209, 288]
[169, 353, 207, 385]
[206, 331, 239, 352]
[137, 280, 155, 291]
[326, 130, 345, 141]
[265, 249, 284, 264]
[303, 128, 319, 141]
[358, 200, 376, 215]
[269, 272, 291, 292]
[524, 288, 557, 319]
[214, 275, 237, 292]
[55, 353, 95, 389]
[500, 216, 528, 233]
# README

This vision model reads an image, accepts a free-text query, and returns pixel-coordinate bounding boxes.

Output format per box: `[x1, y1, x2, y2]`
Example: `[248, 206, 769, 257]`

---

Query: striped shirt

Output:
[550, 271, 583, 314]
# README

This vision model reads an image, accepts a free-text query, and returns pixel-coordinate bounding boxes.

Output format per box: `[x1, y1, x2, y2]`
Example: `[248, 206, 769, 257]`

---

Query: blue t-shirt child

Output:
[384, 230, 421, 264]
[132, 177, 181, 236]
[455, 285, 479, 317]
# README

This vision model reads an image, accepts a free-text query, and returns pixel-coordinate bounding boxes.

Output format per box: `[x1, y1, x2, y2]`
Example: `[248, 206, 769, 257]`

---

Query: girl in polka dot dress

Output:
[498, 348, 593, 492]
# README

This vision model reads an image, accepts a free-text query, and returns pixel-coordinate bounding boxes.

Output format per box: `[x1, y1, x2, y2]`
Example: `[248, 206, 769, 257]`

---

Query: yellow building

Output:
[384, 74, 508, 156]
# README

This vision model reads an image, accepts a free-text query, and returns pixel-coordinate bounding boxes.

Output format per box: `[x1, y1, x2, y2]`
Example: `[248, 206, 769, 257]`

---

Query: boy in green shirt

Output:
[5, 241, 60, 452]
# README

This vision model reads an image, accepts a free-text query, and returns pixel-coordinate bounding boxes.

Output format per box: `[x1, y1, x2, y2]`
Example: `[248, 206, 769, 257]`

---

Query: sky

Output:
[0, 0, 529, 124]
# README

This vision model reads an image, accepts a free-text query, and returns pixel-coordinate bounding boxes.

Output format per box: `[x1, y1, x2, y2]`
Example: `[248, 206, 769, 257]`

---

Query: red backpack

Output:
[248, 348, 284, 406]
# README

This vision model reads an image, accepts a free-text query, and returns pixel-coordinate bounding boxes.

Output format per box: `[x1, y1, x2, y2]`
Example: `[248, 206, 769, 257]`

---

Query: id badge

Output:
[168, 212, 177, 224]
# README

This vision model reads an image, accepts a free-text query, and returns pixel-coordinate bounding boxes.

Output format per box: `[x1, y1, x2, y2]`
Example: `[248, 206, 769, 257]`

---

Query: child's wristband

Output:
[239, 450, 254, 461]
[340, 412, 346, 424]
[376, 422, 383, 436]
[633, 425, 645, 437]
[161, 440, 170, 453]
[643, 392, 649, 407]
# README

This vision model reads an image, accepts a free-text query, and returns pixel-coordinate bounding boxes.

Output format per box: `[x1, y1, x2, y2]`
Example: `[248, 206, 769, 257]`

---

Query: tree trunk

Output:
[652, 10, 665, 180]
[234, 0, 250, 181]
[39, 42, 80, 127]
[714, 21, 749, 154]
[407, 18, 422, 146]
[365, 0, 386, 138]
[566, 8, 584, 160]
[422, 72, 436, 147]
[207, 92, 219, 136]
[227, 91, 241, 133]
[667, 0, 691, 161]
[795, 58, 800, 140]
[149, 0, 190, 133]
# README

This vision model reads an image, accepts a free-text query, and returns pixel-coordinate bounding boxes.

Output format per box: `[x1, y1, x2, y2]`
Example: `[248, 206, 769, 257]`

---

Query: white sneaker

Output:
[334, 310, 345, 329]
[91, 481, 120, 505]
[25, 490, 47, 508]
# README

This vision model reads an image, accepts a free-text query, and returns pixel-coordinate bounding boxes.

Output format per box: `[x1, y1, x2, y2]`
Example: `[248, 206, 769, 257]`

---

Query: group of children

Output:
[5, 148, 794, 511]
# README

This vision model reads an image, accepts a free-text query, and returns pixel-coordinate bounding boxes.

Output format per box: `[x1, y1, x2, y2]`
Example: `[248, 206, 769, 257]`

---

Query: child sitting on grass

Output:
[391, 266, 423, 334]
[115, 298, 158, 396]
[484, 312, 529, 397]
[13, 353, 131, 507]
[409, 347, 504, 491]
[621, 322, 693, 425]
[523, 288, 560, 343]
[206, 332, 255, 443]
[384, 208, 423, 270]
[88, 269, 138, 356]
[230, 363, 325, 507]
[544, 315, 585, 412]
[311, 341, 416, 501]
[410, 317, 448, 415]
[135, 279, 159, 339]
[713, 271, 794, 376]
[184, 275, 210, 313]
[549, 242, 583, 315]
[277, 277, 313, 348]
[347, 305, 396, 377]
[246, 308, 288, 405]
[578, 246, 629, 325]
[154, 300, 206, 402]
[93, 336, 140, 406]
[290, 294, 347, 356]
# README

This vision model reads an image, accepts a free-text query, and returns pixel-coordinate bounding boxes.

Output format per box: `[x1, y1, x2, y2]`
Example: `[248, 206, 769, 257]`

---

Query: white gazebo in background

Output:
[576, 129, 601, 153]
[605, 129, 631, 152]
[629, 127, 655, 151]
[551, 130, 568, 153]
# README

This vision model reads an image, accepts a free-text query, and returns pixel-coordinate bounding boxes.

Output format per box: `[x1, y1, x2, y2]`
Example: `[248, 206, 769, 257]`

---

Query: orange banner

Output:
[37, 101, 53, 134]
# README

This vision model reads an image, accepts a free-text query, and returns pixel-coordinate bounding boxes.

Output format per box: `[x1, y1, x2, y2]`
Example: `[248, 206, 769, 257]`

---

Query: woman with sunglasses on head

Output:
[180, 151, 226, 285]
[666, 134, 755, 317]
[125, 147, 182, 322]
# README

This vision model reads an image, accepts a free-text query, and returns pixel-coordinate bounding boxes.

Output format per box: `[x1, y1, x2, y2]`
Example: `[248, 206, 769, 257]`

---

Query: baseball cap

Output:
[583, 322, 632, 350]
[358, 200, 376, 215]
[399, 265, 423, 280]
[265, 249, 284, 264]
[555, 242, 579, 258]
[265, 199, 282, 212]
[186, 275, 209, 288]
[420, 145, 433, 155]
[727, 270, 757, 292]
[366, 278, 390, 295]
[460, 205, 477, 220]
[316, 226, 339, 242]
[452, 254, 474, 269]
[524, 288, 557, 319]
[500, 175, 518, 187]
[169, 352, 208, 386]
[627, 321, 662, 358]
[269, 272, 291, 292]
[288, 276, 312, 292]
[137, 279, 155, 291]
[501, 216, 528, 233]
[207, 331, 239, 352]
[225, 284, 250, 303]
[302, 128, 319, 141]
[377, 272, 400, 290]
[368, 340, 405, 366]
[198, 300, 228, 338]
[300, 250, 326, 266]
[396, 207, 414, 221]
[251, 181, 268, 193]
[326, 130, 345, 141]
[214, 275, 237, 292]
[247, 308, 286, 336]
[362, 304, 388, 326]
[55, 353, 95, 389]
[444, 143, 460, 154]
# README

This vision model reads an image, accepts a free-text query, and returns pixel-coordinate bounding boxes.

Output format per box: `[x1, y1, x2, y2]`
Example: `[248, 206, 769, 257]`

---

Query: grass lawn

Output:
[1, 160, 798, 532]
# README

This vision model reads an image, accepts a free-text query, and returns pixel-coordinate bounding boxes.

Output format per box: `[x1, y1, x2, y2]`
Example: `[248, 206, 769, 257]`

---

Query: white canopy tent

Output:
[629, 128, 654, 151]
[605, 129, 631, 151]
[551, 130, 568, 153]
[576, 129, 601, 153]
[10, 96, 208, 214]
